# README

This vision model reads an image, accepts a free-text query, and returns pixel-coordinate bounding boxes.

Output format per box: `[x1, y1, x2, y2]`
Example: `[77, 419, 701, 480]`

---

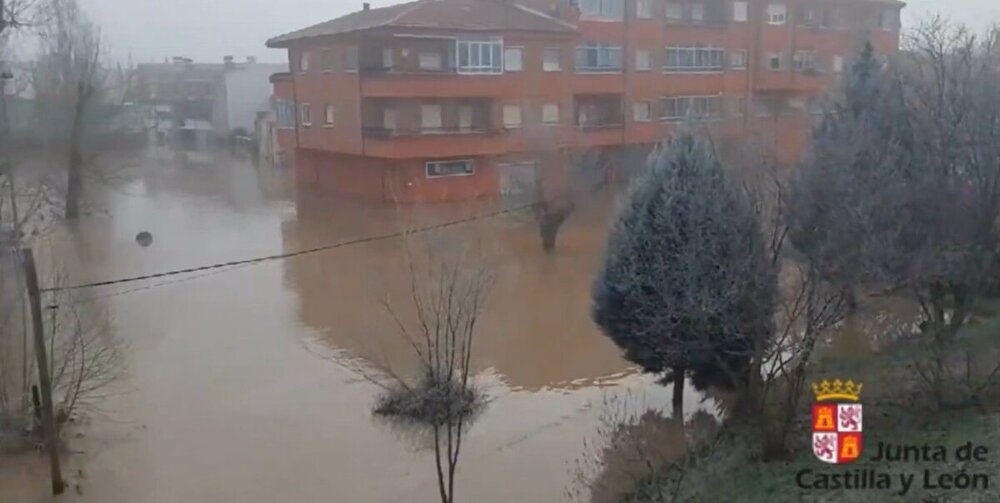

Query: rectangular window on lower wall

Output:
[665, 45, 725, 72]
[576, 43, 623, 72]
[275, 99, 296, 128]
[426, 159, 475, 178]
[301, 103, 312, 126]
[660, 95, 723, 121]
[458, 39, 503, 74]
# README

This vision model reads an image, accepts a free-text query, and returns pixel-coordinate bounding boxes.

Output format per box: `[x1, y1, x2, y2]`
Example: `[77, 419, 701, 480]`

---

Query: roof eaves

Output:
[513, 3, 578, 32]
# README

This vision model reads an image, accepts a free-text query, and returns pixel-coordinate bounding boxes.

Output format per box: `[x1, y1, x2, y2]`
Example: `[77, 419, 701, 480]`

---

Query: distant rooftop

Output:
[266, 0, 576, 48]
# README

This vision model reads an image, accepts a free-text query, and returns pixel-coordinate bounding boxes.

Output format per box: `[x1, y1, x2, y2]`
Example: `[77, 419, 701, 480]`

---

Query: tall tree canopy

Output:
[591, 133, 776, 411]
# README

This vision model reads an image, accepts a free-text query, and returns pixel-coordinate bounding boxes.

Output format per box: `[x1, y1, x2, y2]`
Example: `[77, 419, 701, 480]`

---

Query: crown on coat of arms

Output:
[812, 379, 863, 402]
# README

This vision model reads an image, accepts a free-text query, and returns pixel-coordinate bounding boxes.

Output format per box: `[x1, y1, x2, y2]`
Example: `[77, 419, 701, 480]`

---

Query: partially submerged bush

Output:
[372, 373, 484, 427]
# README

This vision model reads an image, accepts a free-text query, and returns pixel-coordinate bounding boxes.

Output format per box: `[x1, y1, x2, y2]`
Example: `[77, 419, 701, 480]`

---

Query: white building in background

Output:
[217, 57, 287, 137]
[137, 57, 287, 144]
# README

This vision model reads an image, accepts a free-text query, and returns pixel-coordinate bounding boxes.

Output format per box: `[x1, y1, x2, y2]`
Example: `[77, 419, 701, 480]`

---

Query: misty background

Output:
[79, 0, 999, 64]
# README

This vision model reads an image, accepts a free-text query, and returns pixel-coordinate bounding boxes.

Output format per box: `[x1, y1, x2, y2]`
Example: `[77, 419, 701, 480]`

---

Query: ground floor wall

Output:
[294, 148, 628, 203]
[291, 118, 810, 203]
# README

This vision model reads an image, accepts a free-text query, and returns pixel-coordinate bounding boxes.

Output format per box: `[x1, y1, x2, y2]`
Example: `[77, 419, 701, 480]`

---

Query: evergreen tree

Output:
[591, 134, 776, 414]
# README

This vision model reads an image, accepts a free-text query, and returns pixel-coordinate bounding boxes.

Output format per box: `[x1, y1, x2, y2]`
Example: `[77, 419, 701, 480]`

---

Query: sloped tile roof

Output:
[266, 0, 575, 47]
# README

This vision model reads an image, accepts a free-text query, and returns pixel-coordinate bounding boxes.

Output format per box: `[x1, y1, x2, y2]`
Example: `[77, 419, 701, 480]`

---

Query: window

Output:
[419, 52, 443, 71]
[543, 104, 560, 124]
[660, 95, 723, 121]
[730, 50, 747, 70]
[426, 160, 474, 178]
[799, 8, 818, 25]
[504, 47, 523, 71]
[580, 0, 624, 19]
[794, 50, 819, 72]
[301, 103, 312, 125]
[832, 55, 844, 73]
[421, 104, 442, 129]
[878, 9, 897, 30]
[633, 101, 651, 122]
[275, 99, 296, 128]
[345, 46, 358, 71]
[321, 50, 333, 72]
[503, 105, 522, 128]
[731, 96, 747, 116]
[767, 3, 787, 25]
[636, 50, 651, 71]
[665, 45, 725, 72]
[820, 8, 835, 28]
[298, 51, 310, 73]
[733, 1, 748, 22]
[807, 97, 824, 116]
[636, 0, 652, 19]
[665, 2, 683, 21]
[543, 48, 562, 71]
[324, 105, 334, 126]
[383, 108, 396, 130]
[767, 52, 783, 70]
[689, 3, 704, 22]
[382, 48, 394, 69]
[459, 106, 473, 129]
[458, 39, 503, 74]
[576, 43, 623, 72]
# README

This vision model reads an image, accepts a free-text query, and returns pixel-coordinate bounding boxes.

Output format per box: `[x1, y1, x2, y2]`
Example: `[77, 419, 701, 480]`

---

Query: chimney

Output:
[363, 3, 370, 10]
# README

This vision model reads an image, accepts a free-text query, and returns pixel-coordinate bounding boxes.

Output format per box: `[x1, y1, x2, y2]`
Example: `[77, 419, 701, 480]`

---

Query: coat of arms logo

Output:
[811, 379, 863, 464]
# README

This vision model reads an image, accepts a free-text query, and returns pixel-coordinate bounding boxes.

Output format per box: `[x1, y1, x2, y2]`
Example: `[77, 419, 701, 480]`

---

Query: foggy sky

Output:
[80, 0, 1000, 64]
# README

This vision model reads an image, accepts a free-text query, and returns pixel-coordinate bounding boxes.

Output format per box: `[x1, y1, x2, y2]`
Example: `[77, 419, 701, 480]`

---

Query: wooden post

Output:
[21, 248, 65, 495]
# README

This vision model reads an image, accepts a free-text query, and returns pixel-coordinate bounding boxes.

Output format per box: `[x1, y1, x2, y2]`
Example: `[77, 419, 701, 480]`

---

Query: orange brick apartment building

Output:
[266, 0, 903, 203]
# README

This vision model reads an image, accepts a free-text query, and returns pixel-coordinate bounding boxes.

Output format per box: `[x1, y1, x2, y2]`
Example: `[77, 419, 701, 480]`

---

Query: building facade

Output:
[135, 57, 288, 148]
[266, 0, 903, 203]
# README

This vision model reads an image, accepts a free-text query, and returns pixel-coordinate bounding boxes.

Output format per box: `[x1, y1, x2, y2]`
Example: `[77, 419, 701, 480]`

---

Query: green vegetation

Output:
[653, 318, 1000, 503]
[585, 19, 1000, 503]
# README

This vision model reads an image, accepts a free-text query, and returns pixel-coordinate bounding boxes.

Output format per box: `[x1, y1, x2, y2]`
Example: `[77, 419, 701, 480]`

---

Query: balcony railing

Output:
[361, 65, 459, 76]
[577, 121, 623, 130]
[363, 126, 498, 138]
[664, 18, 728, 28]
[794, 66, 825, 77]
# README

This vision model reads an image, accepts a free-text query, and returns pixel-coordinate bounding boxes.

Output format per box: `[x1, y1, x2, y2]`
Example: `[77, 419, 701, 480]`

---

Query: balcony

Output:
[575, 94, 624, 137]
[664, 0, 728, 28]
[361, 65, 458, 76]
[363, 125, 498, 138]
[362, 97, 508, 158]
[357, 36, 518, 97]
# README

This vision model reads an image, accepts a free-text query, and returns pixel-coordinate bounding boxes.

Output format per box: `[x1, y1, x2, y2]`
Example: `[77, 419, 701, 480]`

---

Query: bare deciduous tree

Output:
[34, 0, 101, 219]
[371, 230, 494, 503]
[0, 256, 125, 449]
[32, 0, 137, 220]
[0, 0, 37, 38]
[724, 141, 855, 459]
[790, 24, 1000, 407]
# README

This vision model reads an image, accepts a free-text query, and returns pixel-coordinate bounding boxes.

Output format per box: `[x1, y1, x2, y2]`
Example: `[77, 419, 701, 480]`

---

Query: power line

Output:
[41, 201, 537, 294]
[46, 262, 256, 310]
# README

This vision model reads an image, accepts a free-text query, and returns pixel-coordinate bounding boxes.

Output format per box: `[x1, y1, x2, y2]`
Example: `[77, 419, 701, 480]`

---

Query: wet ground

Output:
[0, 152, 717, 502]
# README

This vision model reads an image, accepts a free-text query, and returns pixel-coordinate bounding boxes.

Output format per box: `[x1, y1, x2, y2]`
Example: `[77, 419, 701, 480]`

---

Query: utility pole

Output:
[21, 247, 66, 495]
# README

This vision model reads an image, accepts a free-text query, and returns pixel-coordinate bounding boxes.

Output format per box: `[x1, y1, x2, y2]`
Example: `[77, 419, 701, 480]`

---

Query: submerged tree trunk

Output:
[537, 201, 575, 254]
[672, 367, 685, 418]
[65, 81, 87, 220]
[65, 147, 82, 220]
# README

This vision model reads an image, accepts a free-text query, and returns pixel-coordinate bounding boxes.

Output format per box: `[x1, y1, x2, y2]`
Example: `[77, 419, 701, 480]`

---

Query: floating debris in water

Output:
[136, 232, 153, 247]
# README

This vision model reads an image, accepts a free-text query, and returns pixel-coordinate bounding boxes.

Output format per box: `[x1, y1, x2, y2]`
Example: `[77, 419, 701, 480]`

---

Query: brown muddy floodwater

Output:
[0, 153, 716, 502]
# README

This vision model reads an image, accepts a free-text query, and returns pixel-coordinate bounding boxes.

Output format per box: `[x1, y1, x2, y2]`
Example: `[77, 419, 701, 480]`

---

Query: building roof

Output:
[269, 72, 293, 83]
[266, 0, 576, 48]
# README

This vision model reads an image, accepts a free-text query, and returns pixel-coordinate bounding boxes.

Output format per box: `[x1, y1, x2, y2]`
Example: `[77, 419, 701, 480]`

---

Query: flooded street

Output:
[0, 153, 707, 502]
